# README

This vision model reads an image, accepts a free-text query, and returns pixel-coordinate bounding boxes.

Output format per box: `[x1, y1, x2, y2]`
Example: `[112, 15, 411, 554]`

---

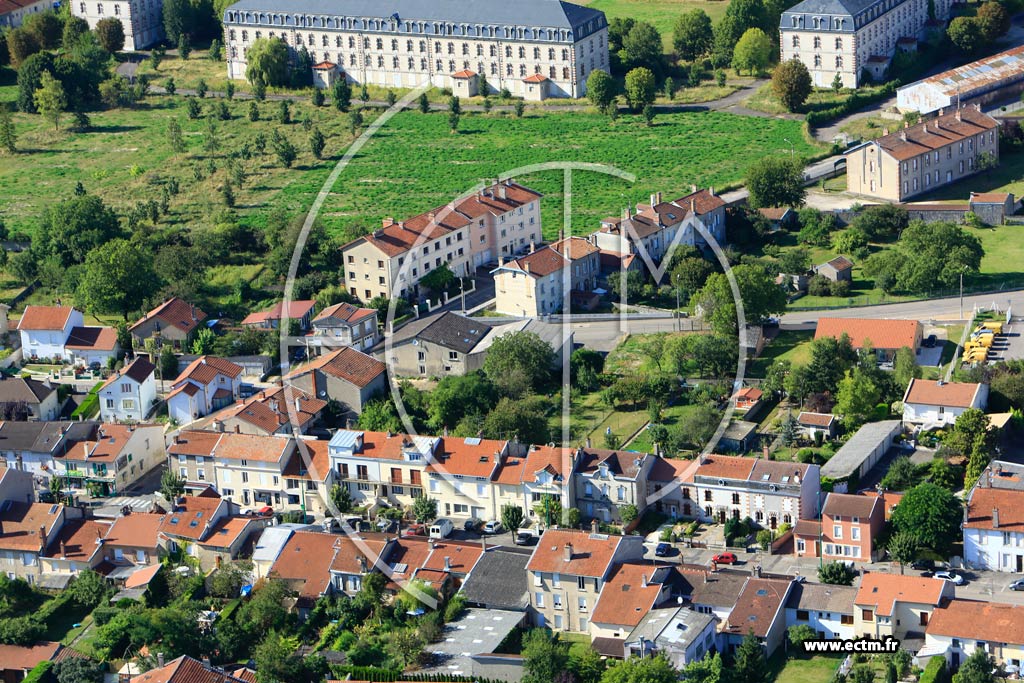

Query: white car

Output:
[935, 571, 964, 585]
[482, 520, 502, 534]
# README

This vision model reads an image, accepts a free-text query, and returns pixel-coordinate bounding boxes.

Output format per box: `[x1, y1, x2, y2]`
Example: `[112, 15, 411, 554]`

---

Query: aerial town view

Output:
[7, 0, 1024, 680]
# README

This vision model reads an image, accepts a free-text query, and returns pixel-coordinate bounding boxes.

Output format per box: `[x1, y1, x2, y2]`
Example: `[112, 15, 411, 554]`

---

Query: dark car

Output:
[911, 558, 937, 572]
[923, 334, 938, 348]
[515, 532, 537, 546]
[463, 518, 483, 532]
[654, 542, 672, 557]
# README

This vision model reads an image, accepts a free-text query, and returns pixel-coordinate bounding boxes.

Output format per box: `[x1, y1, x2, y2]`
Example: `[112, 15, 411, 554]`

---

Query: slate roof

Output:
[0, 377, 56, 405]
[460, 548, 530, 610]
[415, 311, 490, 353]
[65, 326, 118, 351]
[785, 582, 857, 614]
[575, 449, 648, 480]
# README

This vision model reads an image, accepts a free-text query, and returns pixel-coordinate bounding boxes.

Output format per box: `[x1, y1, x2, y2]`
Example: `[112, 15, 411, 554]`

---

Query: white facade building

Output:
[691, 455, 821, 529]
[71, 0, 164, 51]
[963, 462, 1024, 573]
[902, 379, 988, 428]
[17, 306, 84, 362]
[222, 0, 609, 99]
[98, 357, 157, 423]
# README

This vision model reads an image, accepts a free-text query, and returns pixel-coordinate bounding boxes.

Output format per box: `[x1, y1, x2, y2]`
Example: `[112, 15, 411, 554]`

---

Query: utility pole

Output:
[960, 268, 966, 320]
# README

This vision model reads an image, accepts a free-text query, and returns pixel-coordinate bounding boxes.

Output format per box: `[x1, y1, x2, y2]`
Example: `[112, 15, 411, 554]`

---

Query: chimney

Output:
[563, 543, 573, 561]
[690, 199, 696, 214]
[60, 540, 67, 559]
[201, 658, 212, 669]
[498, 185, 507, 200]
[641, 573, 648, 588]
[191, 305, 197, 321]
[157, 654, 165, 668]
[938, 108, 944, 116]
[498, 256, 504, 267]
[650, 192, 662, 206]
[753, 564, 762, 578]
[83, 442, 89, 457]
[234, 424, 240, 434]
[993, 508, 1000, 529]
[956, 108, 962, 121]
[900, 130, 907, 142]
[529, 240, 536, 253]
[690, 184, 697, 193]
[38, 525, 47, 552]
[492, 451, 502, 464]
[214, 421, 224, 433]
[709, 187, 715, 196]
[882, 127, 889, 136]
[444, 556, 452, 571]
[428, 211, 436, 223]
[524, 262, 531, 274]
[585, 437, 592, 449]
[357, 554, 368, 572]
[398, 221, 407, 230]
[382, 217, 395, 228]
[295, 397, 301, 414]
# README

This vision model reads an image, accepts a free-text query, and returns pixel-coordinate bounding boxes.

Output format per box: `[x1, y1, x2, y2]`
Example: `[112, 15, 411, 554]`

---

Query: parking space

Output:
[990, 320, 1024, 362]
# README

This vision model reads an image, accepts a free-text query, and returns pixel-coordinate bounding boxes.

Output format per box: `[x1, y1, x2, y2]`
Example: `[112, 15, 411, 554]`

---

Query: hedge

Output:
[70, 381, 103, 419]
[805, 81, 899, 127]
[920, 657, 950, 683]
[21, 660, 55, 683]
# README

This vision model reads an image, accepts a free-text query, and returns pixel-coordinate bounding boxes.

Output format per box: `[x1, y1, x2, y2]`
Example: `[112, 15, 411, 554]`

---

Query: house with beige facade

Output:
[327, 429, 440, 509]
[845, 105, 1000, 201]
[854, 573, 953, 640]
[572, 448, 652, 523]
[492, 237, 600, 317]
[780, 0, 953, 89]
[222, 0, 608, 99]
[130, 297, 207, 350]
[309, 302, 379, 352]
[341, 180, 542, 302]
[924, 600, 1024, 671]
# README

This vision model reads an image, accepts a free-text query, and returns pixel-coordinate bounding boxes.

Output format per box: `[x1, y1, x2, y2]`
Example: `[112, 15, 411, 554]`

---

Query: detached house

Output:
[286, 347, 387, 416]
[130, 297, 207, 349]
[492, 237, 600, 317]
[241, 300, 317, 332]
[814, 317, 922, 361]
[17, 306, 83, 362]
[310, 302, 379, 352]
[384, 311, 490, 378]
[854, 573, 953, 640]
[98, 357, 157, 423]
[0, 377, 60, 421]
[793, 492, 885, 562]
[902, 379, 988, 428]
[924, 599, 1024, 670]
[268, 529, 391, 606]
[213, 385, 327, 437]
[525, 529, 645, 633]
[166, 356, 244, 425]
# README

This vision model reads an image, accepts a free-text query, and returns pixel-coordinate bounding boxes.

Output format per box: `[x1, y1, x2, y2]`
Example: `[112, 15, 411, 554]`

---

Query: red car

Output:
[402, 523, 427, 537]
[712, 552, 737, 565]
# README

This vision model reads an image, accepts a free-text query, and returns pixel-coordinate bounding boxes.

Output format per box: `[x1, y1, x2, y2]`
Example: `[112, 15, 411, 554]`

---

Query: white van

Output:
[429, 518, 454, 539]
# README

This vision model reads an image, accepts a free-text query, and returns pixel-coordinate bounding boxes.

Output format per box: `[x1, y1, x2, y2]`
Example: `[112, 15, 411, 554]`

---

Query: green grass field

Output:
[748, 329, 814, 377]
[579, 0, 732, 50]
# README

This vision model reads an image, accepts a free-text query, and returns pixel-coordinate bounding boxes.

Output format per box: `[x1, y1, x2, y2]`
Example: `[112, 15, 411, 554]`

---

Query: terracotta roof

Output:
[793, 519, 821, 537]
[312, 61, 336, 69]
[814, 318, 920, 350]
[823, 492, 880, 520]
[591, 563, 668, 628]
[166, 383, 200, 401]
[970, 192, 1011, 203]
[735, 387, 763, 401]
[797, 412, 836, 427]
[331, 429, 436, 461]
[724, 577, 791, 638]
[520, 445, 572, 483]
[347, 180, 541, 258]
[100, 357, 155, 391]
[646, 456, 697, 483]
[270, 531, 388, 597]
[0, 502, 63, 552]
[427, 437, 506, 478]
[0, 642, 61, 672]
[903, 379, 985, 408]
[523, 73, 548, 82]
[550, 236, 599, 259]
[452, 69, 477, 78]
[694, 455, 757, 481]
[965, 487, 1024, 532]
[169, 430, 223, 457]
[159, 496, 225, 541]
[240, 300, 316, 326]
[599, 212, 662, 240]
[198, 517, 256, 549]
[104, 513, 164, 550]
[128, 656, 250, 683]
[65, 326, 118, 351]
[283, 439, 332, 481]
[525, 529, 622, 577]
[217, 385, 326, 435]
[314, 302, 376, 325]
[926, 599, 1024, 645]
[124, 563, 162, 589]
[285, 347, 386, 388]
[213, 433, 292, 463]
[17, 306, 75, 331]
[869, 106, 999, 162]
[173, 356, 243, 386]
[230, 668, 258, 683]
[421, 539, 485, 574]
[855, 573, 947, 616]
[41, 519, 111, 561]
[493, 452, 527, 485]
[131, 298, 207, 335]
[503, 246, 569, 278]
[758, 207, 791, 221]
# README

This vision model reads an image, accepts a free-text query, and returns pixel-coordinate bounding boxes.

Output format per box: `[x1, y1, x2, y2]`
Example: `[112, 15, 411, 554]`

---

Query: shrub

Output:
[919, 657, 949, 683]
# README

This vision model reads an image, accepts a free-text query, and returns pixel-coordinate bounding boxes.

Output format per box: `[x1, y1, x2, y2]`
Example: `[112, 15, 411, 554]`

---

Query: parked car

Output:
[515, 531, 537, 546]
[911, 558, 938, 572]
[712, 552, 737, 565]
[1010, 578, 1024, 591]
[402, 523, 427, 537]
[935, 571, 964, 585]
[429, 518, 454, 539]
[464, 518, 483, 532]
[655, 542, 672, 557]
[482, 520, 502, 534]
[375, 517, 396, 532]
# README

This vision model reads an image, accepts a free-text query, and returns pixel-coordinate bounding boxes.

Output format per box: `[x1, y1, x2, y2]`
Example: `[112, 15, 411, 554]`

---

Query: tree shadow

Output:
[85, 124, 145, 133]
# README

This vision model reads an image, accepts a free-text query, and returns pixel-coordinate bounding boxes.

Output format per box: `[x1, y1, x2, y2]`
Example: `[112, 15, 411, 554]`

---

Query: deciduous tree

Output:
[95, 17, 125, 53]
[746, 155, 805, 209]
[586, 69, 616, 112]
[623, 67, 656, 110]
[891, 482, 963, 555]
[673, 9, 713, 61]
[78, 239, 157, 319]
[483, 331, 554, 396]
[732, 28, 771, 75]
[246, 37, 289, 86]
[771, 58, 812, 112]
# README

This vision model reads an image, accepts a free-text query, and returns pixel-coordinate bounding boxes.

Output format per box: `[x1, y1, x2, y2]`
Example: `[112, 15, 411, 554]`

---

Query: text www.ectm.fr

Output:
[802, 638, 902, 654]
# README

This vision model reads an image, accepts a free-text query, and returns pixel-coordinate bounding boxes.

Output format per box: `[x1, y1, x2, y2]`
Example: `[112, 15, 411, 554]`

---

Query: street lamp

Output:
[783, 138, 794, 158]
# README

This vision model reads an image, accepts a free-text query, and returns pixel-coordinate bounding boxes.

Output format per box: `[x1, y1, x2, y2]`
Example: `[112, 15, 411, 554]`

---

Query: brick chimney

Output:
[993, 507, 1000, 529]
[38, 525, 47, 552]
[382, 217, 395, 228]
[650, 192, 662, 206]
[563, 543, 573, 561]
[641, 573, 648, 587]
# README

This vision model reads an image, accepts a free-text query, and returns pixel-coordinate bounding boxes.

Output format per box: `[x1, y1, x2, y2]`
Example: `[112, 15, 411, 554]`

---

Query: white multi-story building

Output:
[779, 0, 953, 89]
[98, 357, 157, 423]
[71, 0, 164, 51]
[0, 0, 52, 29]
[221, 0, 609, 99]
[964, 461, 1024, 573]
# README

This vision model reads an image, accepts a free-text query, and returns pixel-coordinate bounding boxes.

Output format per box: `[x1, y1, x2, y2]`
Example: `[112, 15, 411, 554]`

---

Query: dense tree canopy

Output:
[772, 58, 812, 112]
[673, 9, 713, 61]
[746, 156, 806, 209]
[482, 331, 554, 396]
[690, 263, 787, 334]
[37, 195, 122, 267]
[890, 482, 963, 555]
[245, 38, 290, 87]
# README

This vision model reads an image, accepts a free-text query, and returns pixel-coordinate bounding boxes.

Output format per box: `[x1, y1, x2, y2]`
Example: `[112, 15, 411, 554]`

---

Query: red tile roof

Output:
[872, 106, 999, 162]
[217, 385, 327, 435]
[0, 502, 63, 552]
[0, 642, 61, 672]
[314, 302, 376, 325]
[647, 457, 698, 483]
[452, 69, 477, 78]
[694, 455, 757, 481]
[283, 439, 332, 482]
[270, 531, 388, 597]
[128, 656, 250, 683]
[240, 300, 316, 326]
[168, 430, 222, 457]
[286, 347, 386, 388]
[159, 496, 225, 541]
[797, 412, 836, 427]
[312, 61, 336, 69]
[212, 433, 292, 463]
[41, 519, 110, 561]
[104, 513, 164, 550]
[198, 517, 257, 550]
[520, 445, 572, 483]
[173, 356, 243, 386]
[855, 573, 947, 616]
[591, 563, 667, 628]
[124, 563, 162, 589]
[526, 529, 622, 578]
[926, 599, 1024, 645]
[823, 492, 880, 520]
[903, 379, 985, 408]
[970, 192, 1011, 203]
[965, 487, 1024, 532]
[427, 437, 507, 478]
[814, 318, 920, 350]
[421, 539, 484, 574]
[17, 306, 75, 331]
[724, 577, 791, 638]
[523, 73, 548, 82]
[503, 246, 569, 278]
[131, 298, 207, 335]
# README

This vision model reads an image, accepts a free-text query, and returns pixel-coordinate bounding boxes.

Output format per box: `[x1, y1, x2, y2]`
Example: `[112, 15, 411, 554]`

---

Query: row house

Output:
[525, 529, 645, 633]
[285, 346, 387, 416]
[425, 436, 514, 521]
[212, 384, 327, 437]
[492, 237, 601, 317]
[720, 576, 794, 656]
[98, 357, 158, 423]
[784, 582, 857, 641]
[691, 455, 821, 529]
[924, 599, 1024, 671]
[166, 356, 244, 425]
[38, 518, 112, 586]
[854, 573, 953, 641]
[240, 299, 317, 332]
[793, 492, 885, 563]
[328, 429, 440, 509]
[222, 0, 608, 99]
[845, 106, 1000, 201]
[17, 305, 118, 366]
[308, 302, 379, 353]
[53, 422, 165, 497]
[590, 563, 675, 639]
[157, 494, 263, 570]
[0, 501, 74, 582]
[646, 457, 700, 520]
[588, 188, 727, 276]
[963, 461, 1024, 573]
[130, 297, 207, 350]
[0, 466, 33, 504]
[573, 448, 653, 524]
[340, 179, 542, 301]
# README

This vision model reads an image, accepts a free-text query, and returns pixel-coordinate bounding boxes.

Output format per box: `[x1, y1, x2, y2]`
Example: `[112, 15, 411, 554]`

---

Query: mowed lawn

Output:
[322, 109, 819, 239]
[748, 329, 814, 377]
[578, 0, 732, 50]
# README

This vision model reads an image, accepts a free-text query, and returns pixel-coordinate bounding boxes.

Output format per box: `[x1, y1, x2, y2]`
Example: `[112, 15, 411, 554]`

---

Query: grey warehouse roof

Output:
[224, 0, 607, 39]
[820, 420, 902, 479]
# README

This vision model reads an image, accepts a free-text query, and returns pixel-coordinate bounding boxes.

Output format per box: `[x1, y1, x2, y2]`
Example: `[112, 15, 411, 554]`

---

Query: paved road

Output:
[781, 288, 1024, 325]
